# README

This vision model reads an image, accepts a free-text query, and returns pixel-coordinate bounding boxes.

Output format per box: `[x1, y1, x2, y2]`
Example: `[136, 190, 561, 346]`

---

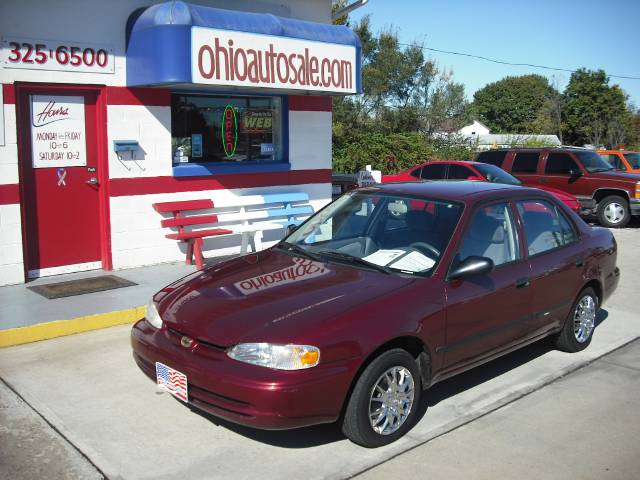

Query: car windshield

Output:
[281, 192, 462, 276]
[623, 153, 640, 169]
[575, 151, 614, 172]
[474, 164, 521, 185]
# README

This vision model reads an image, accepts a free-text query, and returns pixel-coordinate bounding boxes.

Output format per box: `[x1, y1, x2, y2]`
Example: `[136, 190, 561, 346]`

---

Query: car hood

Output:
[588, 170, 640, 182]
[158, 249, 416, 347]
[526, 184, 578, 201]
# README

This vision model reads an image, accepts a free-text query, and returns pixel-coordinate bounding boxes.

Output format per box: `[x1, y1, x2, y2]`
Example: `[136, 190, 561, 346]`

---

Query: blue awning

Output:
[126, 1, 361, 94]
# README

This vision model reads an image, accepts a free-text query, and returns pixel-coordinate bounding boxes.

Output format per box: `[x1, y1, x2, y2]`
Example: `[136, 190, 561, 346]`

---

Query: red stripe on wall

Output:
[2, 84, 16, 104]
[0, 184, 20, 205]
[106, 87, 171, 107]
[109, 169, 331, 197]
[288, 95, 332, 112]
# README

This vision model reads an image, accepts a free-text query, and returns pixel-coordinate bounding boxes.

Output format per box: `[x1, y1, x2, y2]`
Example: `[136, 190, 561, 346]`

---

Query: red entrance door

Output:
[18, 86, 108, 278]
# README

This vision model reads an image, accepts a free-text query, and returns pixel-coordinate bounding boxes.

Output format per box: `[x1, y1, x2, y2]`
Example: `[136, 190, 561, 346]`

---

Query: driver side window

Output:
[457, 203, 519, 267]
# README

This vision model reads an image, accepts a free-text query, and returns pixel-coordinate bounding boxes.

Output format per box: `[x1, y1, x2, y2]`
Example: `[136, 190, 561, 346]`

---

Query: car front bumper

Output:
[629, 198, 640, 216]
[131, 319, 359, 430]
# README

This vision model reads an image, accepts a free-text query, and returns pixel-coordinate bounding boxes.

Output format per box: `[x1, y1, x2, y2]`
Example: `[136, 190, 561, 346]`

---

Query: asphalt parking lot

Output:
[1, 225, 639, 480]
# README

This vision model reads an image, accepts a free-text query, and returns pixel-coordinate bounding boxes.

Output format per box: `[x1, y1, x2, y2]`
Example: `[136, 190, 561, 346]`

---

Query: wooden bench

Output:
[153, 193, 314, 269]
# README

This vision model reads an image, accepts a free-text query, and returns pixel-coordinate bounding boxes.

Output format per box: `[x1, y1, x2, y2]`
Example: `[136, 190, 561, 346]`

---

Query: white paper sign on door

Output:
[30, 95, 86, 168]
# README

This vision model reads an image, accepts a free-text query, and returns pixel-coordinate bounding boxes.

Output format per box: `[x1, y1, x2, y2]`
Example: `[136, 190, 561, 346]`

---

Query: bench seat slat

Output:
[166, 228, 233, 240]
[161, 214, 219, 228]
[153, 199, 214, 213]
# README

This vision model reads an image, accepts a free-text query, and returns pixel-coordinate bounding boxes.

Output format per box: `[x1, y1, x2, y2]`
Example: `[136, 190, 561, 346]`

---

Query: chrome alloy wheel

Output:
[574, 295, 596, 343]
[368, 366, 415, 435]
[604, 202, 625, 224]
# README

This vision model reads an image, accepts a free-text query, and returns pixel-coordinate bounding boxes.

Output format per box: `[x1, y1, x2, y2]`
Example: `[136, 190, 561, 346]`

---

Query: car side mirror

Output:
[569, 168, 583, 177]
[449, 256, 494, 280]
[287, 224, 298, 235]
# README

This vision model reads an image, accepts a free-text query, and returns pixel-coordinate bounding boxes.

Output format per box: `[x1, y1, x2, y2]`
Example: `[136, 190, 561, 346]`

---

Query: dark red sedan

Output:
[131, 181, 619, 447]
[382, 160, 581, 212]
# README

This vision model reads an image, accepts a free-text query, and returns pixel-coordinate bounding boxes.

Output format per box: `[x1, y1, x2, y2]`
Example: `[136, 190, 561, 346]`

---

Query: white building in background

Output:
[455, 120, 561, 151]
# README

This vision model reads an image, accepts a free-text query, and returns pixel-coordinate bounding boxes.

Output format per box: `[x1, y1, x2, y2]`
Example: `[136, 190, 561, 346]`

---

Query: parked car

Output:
[131, 181, 618, 447]
[475, 148, 640, 228]
[598, 149, 640, 174]
[331, 172, 358, 200]
[381, 160, 581, 212]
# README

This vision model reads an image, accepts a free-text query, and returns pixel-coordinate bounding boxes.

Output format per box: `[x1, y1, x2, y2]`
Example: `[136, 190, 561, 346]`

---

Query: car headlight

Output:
[227, 343, 320, 370]
[146, 300, 163, 329]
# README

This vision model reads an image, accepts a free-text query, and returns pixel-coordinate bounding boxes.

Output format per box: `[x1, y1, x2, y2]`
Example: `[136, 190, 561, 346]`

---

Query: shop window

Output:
[171, 94, 284, 165]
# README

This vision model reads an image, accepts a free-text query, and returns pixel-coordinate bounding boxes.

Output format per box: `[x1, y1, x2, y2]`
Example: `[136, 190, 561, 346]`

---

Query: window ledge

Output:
[172, 162, 291, 177]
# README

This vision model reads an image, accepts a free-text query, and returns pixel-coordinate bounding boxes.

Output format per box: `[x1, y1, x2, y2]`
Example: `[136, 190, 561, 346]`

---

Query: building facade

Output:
[0, 0, 361, 286]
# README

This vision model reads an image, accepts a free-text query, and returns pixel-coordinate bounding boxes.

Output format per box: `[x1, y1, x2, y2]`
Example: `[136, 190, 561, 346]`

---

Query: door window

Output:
[512, 152, 540, 173]
[457, 203, 519, 267]
[545, 153, 578, 174]
[419, 163, 447, 179]
[448, 164, 475, 180]
[516, 200, 575, 255]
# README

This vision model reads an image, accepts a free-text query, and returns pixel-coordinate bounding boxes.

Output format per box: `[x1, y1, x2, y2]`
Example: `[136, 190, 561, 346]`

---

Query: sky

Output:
[349, 0, 640, 107]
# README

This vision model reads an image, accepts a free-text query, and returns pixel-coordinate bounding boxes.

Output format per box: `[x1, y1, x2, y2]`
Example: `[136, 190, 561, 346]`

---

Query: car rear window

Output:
[512, 152, 539, 173]
[475, 150, 507, 167]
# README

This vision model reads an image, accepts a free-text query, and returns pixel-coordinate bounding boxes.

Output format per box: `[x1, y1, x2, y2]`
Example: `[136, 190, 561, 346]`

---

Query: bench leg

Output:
[252, 231, 262, 252]
[194, 237, 204, 270]
[185, 240, 194, 265]
[240, 232, 249, 254]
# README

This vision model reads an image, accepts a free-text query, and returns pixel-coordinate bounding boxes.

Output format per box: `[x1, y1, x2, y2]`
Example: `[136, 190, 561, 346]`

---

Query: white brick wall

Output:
[289, 111, 332, 171]
[107, 105, 173, 179]
[0, 204, 24, 285]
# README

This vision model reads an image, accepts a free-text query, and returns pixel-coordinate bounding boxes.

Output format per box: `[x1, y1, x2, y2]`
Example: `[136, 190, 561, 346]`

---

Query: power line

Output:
[398, 43, 640, 81]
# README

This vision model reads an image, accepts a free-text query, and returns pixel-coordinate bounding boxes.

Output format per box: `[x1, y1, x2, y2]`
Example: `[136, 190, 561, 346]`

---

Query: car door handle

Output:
[515, 278, 530, 289]
[575, 257, 584, 268]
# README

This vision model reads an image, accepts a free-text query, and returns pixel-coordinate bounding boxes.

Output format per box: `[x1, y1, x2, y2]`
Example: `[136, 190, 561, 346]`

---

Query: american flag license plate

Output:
[155, 362, 188, 402]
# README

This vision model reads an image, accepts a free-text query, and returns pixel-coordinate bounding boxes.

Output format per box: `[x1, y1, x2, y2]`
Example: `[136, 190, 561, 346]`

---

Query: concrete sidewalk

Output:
[0, 256, 235, 346]
[360, 338, 640, 480]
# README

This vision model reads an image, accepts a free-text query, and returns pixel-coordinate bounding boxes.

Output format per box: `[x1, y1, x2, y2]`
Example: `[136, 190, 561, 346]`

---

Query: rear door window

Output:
[476, 150, 507, 167]
[516, 200, 575, 255]
[512, 152, 540, 173]
[419, 163, 447, 179]
[544, 153, 578, 175]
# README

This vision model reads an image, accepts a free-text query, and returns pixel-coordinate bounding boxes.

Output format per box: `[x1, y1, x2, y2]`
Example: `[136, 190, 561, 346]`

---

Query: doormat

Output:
[27, 275, 137, 299]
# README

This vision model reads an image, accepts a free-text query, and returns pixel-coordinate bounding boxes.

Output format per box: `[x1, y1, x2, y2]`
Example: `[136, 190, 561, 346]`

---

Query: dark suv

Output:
[476, 148, 640, 227]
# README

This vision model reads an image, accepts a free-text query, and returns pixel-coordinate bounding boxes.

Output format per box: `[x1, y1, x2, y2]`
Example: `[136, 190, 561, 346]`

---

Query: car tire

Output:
[597, 195, 630, 228]
[554, 287, 598, 353]
[342, 348, 422, 448]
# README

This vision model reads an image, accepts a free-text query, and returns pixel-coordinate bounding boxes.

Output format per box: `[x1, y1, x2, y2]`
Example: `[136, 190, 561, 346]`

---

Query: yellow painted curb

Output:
[0, 306, 146, 348]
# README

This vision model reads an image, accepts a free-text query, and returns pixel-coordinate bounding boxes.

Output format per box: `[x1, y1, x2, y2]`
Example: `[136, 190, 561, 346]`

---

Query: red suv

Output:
[475, 148, 640, 227]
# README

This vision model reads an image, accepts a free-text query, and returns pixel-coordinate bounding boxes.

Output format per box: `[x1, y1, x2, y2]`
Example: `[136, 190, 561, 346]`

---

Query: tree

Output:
[472, 75, 557, 133]
[562, 69, 628, 147]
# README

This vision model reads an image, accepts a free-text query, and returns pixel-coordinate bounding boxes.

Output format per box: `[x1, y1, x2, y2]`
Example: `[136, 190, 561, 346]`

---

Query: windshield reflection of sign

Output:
[235, 258, 328, 295]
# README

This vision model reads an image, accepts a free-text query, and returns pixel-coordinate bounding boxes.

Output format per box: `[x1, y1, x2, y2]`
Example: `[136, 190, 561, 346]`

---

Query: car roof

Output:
[366, 180, 541, 203]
